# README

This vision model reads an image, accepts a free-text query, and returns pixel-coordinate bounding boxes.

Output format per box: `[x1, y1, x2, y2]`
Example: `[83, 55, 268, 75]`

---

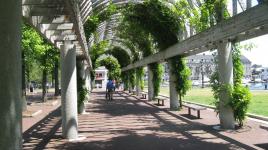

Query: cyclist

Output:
[106, 79, 115, 100]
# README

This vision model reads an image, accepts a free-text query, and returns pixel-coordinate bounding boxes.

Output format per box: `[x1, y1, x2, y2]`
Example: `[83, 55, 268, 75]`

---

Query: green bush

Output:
[77, 76, 89, 110]
[150, 63, 163, 97]
[230, 84, 252, 127]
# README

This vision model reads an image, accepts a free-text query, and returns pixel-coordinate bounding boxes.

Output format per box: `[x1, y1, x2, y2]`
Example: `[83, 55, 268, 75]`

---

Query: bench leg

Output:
[145, 95, 147, 99]
[197, 110, 200, 119]
[158, 99, 160, 105]
[162, 100, 164, 106]
[188, 108, 191, 115]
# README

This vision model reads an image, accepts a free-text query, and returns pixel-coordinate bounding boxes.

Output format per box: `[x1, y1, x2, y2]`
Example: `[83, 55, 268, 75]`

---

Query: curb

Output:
[140, 91, 268, 123]
[23, 109, 42, 117]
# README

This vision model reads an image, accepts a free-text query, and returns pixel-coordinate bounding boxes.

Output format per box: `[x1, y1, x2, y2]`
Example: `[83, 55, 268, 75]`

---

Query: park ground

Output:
[144, 86, 268, 117]
[22, 89, 268, 150]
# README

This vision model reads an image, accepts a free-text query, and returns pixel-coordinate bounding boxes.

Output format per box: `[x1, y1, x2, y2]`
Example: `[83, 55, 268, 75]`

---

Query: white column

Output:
[148, 65, 154, 101]
[168, 60, 180, 110]
[217, 42, 235, 129]
[0, 0, 22, 149]
[60, 40, 78, 139]
[85, 67, 91, 94]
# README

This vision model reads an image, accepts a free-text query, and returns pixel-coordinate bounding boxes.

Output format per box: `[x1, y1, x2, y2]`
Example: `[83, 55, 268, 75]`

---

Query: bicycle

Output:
[106, 89, 113, 101]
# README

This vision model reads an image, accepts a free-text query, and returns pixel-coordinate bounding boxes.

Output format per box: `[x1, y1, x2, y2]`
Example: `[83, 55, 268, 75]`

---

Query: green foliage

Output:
[77, 64, 89, 110]
[136, 67, 144, 90]
[84, 3, 117, 41]
[123, 0, 181, 50]
[232, 43, 244, 86]
[231, 43, 252, 126]
[22, 22, 59, 85]
[98, 3, 117, 21]
[108, 46, 131, 67]
[129, 69, 136, 89]
[96, 56, 121, 80]
[84, 15, 99, 42]
[90, 40, 109, 69]
[188, 0, 229, 32]
[117, 15, 154, 58]
[121, 0, 183, 99]
[22, 23, 43, 80]
[210, 44, 252, 127]
[229, 84, 252, 126]
[170, 55, 191, 104]
[150, 63, 163, 97]
[121, 72, 129, 90]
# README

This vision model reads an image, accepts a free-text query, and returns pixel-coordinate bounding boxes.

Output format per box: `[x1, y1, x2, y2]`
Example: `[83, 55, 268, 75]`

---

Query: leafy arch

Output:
[96, 55, 121, 80]
[107, 46, 131, 68]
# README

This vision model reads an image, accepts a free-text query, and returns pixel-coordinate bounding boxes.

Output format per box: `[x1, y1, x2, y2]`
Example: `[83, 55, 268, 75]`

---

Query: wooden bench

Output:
[183, 103, 206, 118]
[155, 96, 167, 106]
[141, 92, 147, 99]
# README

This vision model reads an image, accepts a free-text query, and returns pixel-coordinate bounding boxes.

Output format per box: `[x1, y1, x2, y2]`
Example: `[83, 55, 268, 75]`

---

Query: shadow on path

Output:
[23, 106, 62, 150]
[44, 91, 258, 150]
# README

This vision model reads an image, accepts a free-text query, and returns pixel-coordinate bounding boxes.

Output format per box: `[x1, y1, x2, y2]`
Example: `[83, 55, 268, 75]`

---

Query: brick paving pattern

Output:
[23, 90, 268, 150]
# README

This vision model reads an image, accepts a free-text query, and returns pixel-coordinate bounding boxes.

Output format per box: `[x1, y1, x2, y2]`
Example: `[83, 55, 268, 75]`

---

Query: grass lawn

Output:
[146, 86, 268, 117]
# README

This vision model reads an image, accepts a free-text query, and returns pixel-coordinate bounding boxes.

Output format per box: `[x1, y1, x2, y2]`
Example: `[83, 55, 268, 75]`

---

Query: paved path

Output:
[24, 90, 268, 150]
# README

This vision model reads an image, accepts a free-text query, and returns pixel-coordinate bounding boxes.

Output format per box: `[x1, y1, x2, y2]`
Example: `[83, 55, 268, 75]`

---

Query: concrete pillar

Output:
[232, 0, 237, 16]
[148, 65, 154, 101]
[168, 60, 180, 110]
[136, 70, 141, 96]
[0, 1, 22, 149]
[217, 42, 235, 129]
[85, 67, 91, 93]
[246, 0, 252, 9]
[60, 40, 78, 139]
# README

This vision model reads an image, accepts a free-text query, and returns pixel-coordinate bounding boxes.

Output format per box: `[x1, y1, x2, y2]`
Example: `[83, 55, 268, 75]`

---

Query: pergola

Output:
[0, 0, 268, 149]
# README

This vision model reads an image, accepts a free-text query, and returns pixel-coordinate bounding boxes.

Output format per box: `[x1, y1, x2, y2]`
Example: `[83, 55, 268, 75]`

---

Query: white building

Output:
[95, 66, 108, 89]
[261, 67, 268, 81]
[186, 54, 252, 80]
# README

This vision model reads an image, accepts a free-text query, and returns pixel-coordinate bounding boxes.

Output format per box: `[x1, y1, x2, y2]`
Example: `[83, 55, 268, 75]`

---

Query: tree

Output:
[35, 40, 59, 102]
[22, 23, 43, 110]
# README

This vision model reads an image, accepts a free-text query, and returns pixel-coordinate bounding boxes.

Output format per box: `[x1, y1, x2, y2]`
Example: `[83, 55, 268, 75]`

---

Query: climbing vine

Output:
[170, 55, 191, 107]
[136, 67, 145, 91]
[129, 69, 136, 90]
[150, 63, 163, 96]
[84, 3, 117, 42]
[121, 71, 129, 90]
[230, 43, 252, 126]
[76, 61, 89, 113]
[210, 43, 252, 127]
[96, 56, 121, 80]
[108, 46, 131, 68]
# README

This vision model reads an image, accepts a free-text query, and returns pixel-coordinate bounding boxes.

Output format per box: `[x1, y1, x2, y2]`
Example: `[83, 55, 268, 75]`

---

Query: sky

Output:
[228, 0, 268, 67]
[217, 0, 268, 67]
[241, 35, 268, 67]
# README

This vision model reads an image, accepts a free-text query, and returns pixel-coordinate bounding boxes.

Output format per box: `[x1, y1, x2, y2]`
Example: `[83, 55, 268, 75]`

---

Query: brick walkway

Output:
[23, 90, 268, 150]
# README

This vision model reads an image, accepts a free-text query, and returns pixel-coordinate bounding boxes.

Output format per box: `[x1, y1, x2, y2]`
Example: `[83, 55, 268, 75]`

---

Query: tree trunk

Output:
[42, 69, 48, 102]
[52, 70, 55, 88]
[26, 67, 30, 90]
[54, 59, 60, 96]
[22, 51, 27, 111]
